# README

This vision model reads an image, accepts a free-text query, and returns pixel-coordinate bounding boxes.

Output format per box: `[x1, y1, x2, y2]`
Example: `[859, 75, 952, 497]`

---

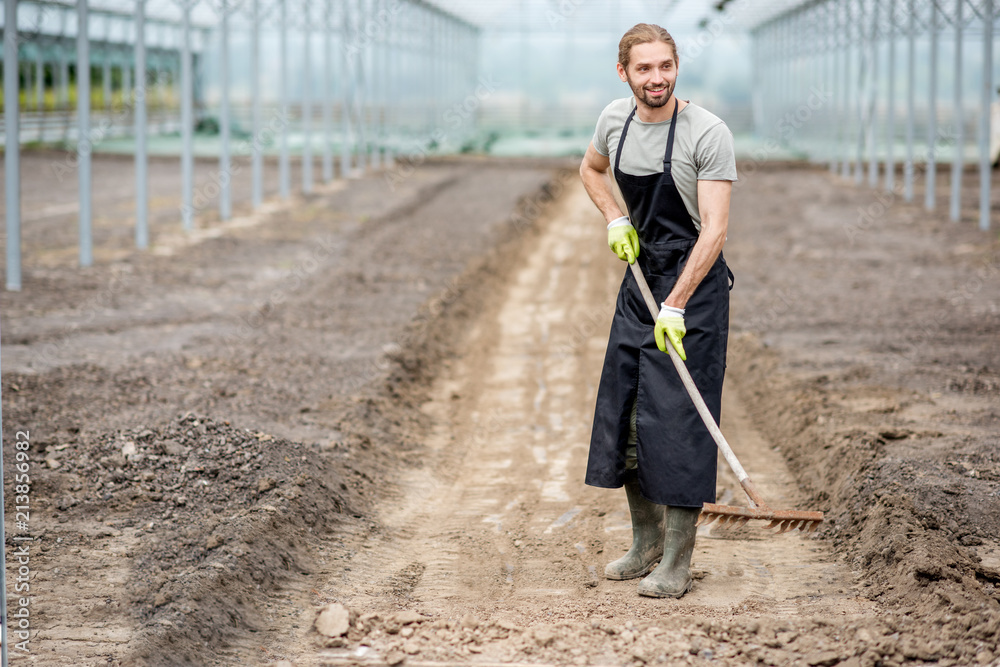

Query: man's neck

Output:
[635, 95, 685, 123]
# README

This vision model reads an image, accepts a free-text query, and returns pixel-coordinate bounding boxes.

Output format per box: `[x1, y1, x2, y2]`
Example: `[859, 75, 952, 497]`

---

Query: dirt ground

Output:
[2, 152, 1000, 667]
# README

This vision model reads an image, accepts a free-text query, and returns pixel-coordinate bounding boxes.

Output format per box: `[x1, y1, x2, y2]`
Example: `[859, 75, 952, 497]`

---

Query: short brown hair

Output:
[618, 23, 678, 71]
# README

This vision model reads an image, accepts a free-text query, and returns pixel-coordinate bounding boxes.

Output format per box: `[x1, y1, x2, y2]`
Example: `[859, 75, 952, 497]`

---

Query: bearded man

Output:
[578, 23, 737, 599]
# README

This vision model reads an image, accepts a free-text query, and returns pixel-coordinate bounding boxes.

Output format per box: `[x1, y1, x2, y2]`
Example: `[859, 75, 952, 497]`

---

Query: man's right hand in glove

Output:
[607, 216, 640, 264]
[654, 304, 687, 360]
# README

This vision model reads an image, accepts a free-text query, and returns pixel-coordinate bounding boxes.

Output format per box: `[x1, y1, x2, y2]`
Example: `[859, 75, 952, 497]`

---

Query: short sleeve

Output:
[695, 122, 738, 181]
[592, 109, 611, 157]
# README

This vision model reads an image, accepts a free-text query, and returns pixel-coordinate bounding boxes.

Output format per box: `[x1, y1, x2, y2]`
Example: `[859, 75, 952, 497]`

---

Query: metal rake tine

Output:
[776, 520, 794, 534]
[763, 519, 782, 530]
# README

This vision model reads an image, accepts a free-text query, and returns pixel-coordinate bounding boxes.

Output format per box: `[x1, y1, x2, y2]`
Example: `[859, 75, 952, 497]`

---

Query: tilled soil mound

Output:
[56, 413, 352, 662]
[1, 155, 570, 665]
[724, 163, 1000, 665]
[730, 337, 1000, 666]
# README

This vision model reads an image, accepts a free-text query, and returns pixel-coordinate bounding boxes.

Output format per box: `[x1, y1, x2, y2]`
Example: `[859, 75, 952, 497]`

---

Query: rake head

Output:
[698, 502, 824, 534]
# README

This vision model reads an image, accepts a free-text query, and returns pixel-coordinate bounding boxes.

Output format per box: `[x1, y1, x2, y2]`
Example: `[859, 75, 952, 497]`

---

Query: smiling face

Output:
[617, 40, 678, 111]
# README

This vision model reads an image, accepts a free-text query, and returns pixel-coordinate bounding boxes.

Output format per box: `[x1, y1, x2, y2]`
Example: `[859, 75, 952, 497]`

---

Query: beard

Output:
[627, 76, 673, 109]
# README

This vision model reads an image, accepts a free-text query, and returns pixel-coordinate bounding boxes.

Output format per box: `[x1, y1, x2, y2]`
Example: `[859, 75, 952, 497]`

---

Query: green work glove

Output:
[654, 304, 687, 360]
[607, 216, 639, 264]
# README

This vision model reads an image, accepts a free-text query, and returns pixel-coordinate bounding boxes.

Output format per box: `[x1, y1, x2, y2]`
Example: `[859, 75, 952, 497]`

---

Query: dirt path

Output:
[270, 180, 879, 667]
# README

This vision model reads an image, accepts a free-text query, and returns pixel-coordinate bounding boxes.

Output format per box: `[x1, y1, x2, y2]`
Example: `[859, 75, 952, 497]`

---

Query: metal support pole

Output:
[927, 0, 938, 211]
[949, 0, 963, 222]
[322, 0, 333, 183]
[251, 0, 262, 207]
[303, 0, 313, 193]
[854, 0, 866, 184]
[980, 0, 994, 230]
[279, 0, 290, 198]
[340, 0, 353, 178]
[886, 0, 896, 192]
[78, 0, 93, 267]
[5, 0, 22, 292]
[385, 2, 394, 165]
[355, 0, 368, 173]
[136, 0, 149, 248]
[181, 2, 194, 230]
[122, 57, 130, 107]
[829, 2, 839, 173]
[220, 0, 231, 220]
[868, 0, 879, 187]
[367, 0, 378, 170]
[841, 0, 852, 179]
[35, 51, 44, 110]
[60, 54, 69, 108]
[103, 57, 111, 110]
[905, 0, 915, 201]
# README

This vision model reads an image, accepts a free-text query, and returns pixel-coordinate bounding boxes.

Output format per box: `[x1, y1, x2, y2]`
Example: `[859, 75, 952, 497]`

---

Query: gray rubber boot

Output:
[637, 506, 700, 598]
[604, 477, 665, 580]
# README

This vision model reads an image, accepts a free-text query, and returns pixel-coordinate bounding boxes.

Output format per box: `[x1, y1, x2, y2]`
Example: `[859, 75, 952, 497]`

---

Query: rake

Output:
[628, 262, 824, 533]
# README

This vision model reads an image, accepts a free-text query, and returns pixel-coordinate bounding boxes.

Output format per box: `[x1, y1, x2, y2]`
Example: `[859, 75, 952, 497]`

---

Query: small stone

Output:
[385, 649, 406, 666]
[390, 610, 425, 626]
[270, 662, 294, 667]
[257, 477, 276, 493]
[46, 458, 61, 470]
[533, 628, 556, 647]
[631, 646, 650, 663]
[315, 603, 351, 637]
[403, 641, 421, 655]
[162, 439, 186, 456]
[154, 592, 171, 607]
[206, 535, 221, 550]
[121, 441, 137, 457]
[807, 650, 844, 667]
[460, 614, 479, 629]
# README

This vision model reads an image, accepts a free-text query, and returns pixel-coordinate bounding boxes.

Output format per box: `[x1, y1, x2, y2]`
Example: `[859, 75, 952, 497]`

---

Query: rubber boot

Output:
[637, 506, 700, 598]
[604, 476, 665, 580]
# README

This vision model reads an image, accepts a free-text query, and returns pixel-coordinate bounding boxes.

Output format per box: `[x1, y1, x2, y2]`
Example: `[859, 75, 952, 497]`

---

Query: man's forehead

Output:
[630, 42, 675, 65]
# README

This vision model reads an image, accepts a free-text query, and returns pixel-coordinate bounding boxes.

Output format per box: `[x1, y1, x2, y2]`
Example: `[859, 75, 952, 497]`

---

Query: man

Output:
[579, 23, 737, 599]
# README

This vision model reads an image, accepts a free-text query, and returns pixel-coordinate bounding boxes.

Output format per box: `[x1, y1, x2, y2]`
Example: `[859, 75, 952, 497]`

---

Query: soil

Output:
[2, 152, 1000, 667]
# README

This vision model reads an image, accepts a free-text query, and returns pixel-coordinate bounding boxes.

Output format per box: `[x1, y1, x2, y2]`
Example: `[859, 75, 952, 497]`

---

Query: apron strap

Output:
[615, 106, 638, 174]
[662, 98, 679, 167]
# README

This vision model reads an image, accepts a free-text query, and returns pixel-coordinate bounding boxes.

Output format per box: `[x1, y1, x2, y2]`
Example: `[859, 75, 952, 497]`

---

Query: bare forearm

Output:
[663, 227, 726, 309]
[580, 166, 626, 224]
[664, 180, 732, 309]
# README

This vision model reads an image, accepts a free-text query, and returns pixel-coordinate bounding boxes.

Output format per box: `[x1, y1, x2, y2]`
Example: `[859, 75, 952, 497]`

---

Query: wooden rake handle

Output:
[627, 262, 770, 511]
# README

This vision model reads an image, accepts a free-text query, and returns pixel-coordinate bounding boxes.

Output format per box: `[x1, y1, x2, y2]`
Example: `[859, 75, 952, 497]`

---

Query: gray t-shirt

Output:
[592, 97, 737, 231]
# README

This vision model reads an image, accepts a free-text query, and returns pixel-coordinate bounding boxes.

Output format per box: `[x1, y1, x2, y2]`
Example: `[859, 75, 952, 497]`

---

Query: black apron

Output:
[585, 99, 732, 508]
